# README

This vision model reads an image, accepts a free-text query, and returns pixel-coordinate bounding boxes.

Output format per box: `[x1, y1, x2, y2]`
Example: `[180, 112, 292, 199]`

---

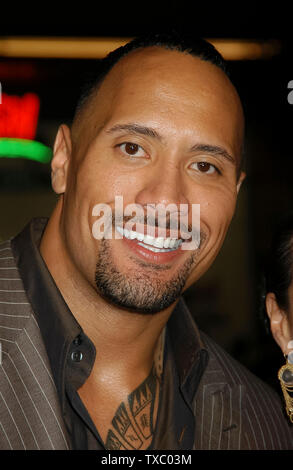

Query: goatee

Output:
[94, 239, 199, 315]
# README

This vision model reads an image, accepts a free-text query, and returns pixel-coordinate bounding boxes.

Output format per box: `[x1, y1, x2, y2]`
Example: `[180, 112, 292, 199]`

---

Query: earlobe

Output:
[51, 124, 72, 194]
[266, 292, 292, 354]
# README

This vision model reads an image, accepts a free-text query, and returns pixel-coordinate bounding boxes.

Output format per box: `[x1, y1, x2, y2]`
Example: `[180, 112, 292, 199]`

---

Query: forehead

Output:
[75, 47, 244, 158]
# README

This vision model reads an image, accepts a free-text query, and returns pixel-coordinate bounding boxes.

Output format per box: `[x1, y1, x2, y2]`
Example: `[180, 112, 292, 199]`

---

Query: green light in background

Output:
[0, 138, 52, 163]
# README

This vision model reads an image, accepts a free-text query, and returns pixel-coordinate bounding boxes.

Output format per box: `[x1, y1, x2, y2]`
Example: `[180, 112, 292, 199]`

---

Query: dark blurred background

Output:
[1, 1, 293, 391]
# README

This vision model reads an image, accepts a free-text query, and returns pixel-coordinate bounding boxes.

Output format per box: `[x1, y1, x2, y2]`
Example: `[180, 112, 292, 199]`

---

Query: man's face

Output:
[57, 47, 245, 314]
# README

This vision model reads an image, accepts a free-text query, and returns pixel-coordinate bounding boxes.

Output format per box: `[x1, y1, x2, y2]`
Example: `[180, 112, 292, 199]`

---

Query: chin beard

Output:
[94, 239, 198, 315]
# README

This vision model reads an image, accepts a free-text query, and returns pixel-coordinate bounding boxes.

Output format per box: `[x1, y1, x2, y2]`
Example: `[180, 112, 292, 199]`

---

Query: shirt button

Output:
[71, 350, 83, 362]
[73, 335, 82, 346]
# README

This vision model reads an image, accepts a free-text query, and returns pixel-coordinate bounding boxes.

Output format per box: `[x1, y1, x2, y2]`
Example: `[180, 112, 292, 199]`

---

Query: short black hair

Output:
[265, 215, 293, 310]
[73, 30, 229, 120]
[261, 213, 293, 329]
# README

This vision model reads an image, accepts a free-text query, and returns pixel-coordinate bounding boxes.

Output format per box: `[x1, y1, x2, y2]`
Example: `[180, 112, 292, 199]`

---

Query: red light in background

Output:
[0, 93, 40, 140]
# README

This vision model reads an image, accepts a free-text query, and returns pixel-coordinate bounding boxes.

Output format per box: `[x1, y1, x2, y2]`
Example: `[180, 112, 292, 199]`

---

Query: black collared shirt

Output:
[11, 218, 208, 450]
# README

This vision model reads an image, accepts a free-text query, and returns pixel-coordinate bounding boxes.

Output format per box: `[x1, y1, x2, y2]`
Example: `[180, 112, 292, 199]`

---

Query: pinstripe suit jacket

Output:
[0, 237, 292, 450]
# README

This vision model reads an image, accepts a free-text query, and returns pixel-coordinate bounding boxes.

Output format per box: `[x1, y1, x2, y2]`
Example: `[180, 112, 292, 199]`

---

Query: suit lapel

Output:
[192, 338, 243, 450]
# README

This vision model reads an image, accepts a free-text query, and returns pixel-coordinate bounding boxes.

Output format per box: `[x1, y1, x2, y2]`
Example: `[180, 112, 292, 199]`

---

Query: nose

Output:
[134, 161, 189, 211]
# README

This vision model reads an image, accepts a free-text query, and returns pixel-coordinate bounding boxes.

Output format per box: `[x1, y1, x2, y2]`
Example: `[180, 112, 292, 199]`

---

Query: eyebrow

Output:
[105, 123, 162, 140]
[105, 123, 235, 164]
[190, 143, 235, 165]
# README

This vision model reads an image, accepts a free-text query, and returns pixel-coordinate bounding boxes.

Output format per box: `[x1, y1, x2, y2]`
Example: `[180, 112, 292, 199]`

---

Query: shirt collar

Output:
[168, 297, 208, 402]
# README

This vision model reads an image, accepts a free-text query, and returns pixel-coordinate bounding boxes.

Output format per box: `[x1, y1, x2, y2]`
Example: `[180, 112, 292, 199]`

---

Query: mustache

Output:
[113, 213, 195, 236]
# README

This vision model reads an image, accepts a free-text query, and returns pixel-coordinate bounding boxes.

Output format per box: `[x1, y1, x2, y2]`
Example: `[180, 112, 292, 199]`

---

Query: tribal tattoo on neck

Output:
[105, 367, 160, 450]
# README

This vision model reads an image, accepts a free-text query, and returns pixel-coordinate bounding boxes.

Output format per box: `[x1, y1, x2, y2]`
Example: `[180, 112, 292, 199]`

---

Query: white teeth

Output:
[137, 242, 174, 253]
[153, 237, 164, 248]
[116, 226, 181, 251]
[136, 232, 144, 242]
[163, 239, 169, 249]
[169, 239, 176, 249]
[144, 235, 154, 245]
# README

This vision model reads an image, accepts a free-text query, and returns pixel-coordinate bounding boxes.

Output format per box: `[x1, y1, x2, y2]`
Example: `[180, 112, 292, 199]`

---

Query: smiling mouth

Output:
[116, 226, 183, 253]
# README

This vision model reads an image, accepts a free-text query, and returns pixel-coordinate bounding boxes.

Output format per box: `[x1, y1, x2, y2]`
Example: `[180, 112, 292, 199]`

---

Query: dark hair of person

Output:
[262, 214, 293, 330]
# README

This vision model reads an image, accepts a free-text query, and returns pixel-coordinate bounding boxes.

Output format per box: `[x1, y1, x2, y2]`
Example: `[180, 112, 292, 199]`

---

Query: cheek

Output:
[195, 186, 237, 239]
[73, 156, 145, 206]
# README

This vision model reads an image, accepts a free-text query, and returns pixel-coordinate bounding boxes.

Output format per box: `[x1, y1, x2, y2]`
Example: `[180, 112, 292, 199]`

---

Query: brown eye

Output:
[119, 142, 146, 157]
[125, 143, 139, 155]
[191, 161, 217, 174]
[198, 162, 211, 172]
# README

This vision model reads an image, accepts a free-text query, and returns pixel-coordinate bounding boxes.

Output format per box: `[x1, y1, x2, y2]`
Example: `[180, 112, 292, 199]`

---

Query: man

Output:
[0, 32, 292, 450]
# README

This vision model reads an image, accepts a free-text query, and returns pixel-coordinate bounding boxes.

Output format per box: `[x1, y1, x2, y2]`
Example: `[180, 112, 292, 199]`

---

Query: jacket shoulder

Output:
[194, 331, 293, 450]
[0, 239, 69, 449]
[202, 330, 278, 391]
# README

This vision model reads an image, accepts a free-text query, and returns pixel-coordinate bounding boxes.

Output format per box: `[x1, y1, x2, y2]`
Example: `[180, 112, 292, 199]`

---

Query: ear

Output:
[266, 292, 292, 355]
[236, 171, 246, 194]
[51, 124, 72, 194]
